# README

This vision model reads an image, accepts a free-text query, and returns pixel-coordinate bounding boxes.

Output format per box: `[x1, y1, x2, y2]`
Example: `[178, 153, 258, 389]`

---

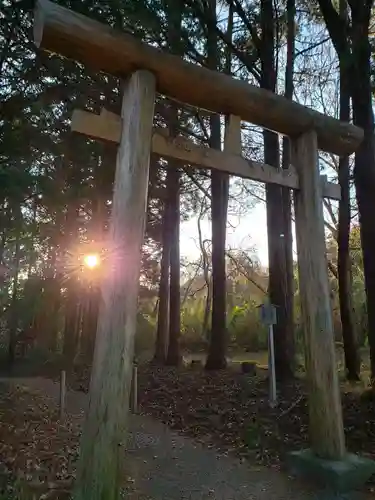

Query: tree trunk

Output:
[81, 285, 100, 363]
[317, 0, 375, 382]
[337, 0, 360, 381]
[63, 282, 81, 367]
[261, 0, 294, 379]
[207, 150, 228, 369]
[198, 210, 212, 341]
[80, 149, 110, 363]
[37, 241, 61, 352]
[350, 7, 375, 380]
[165, 0, 183, 367]
[280, 0, 296, 373]
[153, 194, 170, 364]
[202, 284, 212, 341]
[44, 275, 62, 352]
[7, 230, 21, 368]
[40, 207, 65, 352]
[165, 163, 182, 365]
[27, 198, 37, 278]
[61, 194, 82, 368]
[205, 0, 229, 370]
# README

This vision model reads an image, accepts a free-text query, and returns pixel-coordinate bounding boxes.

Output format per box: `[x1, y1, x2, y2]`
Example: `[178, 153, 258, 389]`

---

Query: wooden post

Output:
[224, 114, 241, 154]
[292, 130, 345, 460]
[73, 70, 156, 500]
[59, 370, 66, 420]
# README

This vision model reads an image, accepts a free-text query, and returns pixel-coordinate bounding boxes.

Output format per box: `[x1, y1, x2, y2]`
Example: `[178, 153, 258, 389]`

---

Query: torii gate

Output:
[34, 1, 374, 497]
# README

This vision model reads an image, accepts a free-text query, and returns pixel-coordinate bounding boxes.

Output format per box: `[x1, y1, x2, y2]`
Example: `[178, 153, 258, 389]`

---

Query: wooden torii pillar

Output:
[33, 1, 374, 497]
[75, 71, 156, 499]
[292, 131, 345, 459]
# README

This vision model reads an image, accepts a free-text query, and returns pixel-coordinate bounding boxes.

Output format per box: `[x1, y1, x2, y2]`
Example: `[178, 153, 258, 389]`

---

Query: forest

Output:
[0, 0, 375, 498]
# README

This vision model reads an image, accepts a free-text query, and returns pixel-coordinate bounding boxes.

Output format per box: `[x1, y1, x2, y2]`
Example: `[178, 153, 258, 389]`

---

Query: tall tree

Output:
[336, 0, 361, 380]
[62, 189, 81, 369]
[261, 0, 294, 379]
[281, 0, 296, 374]
[205, 0, 229, 370]
[153, 187, 170, 363]
[7, 221, 21, 368]
[165, 0, 183, 366]
[165, 163, 182, 365]
[317, 0, 375, 379]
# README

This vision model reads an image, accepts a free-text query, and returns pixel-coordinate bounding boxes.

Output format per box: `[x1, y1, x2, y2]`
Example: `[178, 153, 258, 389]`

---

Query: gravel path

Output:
[2, 377, 368, 500]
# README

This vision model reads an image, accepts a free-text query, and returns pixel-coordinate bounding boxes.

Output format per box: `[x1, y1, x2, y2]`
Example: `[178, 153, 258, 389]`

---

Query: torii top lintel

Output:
[34, 0, 363, 156]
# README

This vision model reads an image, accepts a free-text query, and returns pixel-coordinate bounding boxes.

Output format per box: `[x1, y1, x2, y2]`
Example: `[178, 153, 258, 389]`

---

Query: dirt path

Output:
[1, 377, 368, 500]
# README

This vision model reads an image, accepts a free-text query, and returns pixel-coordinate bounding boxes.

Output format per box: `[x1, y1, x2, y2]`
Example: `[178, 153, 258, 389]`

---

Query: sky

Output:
[180, 201, 270, 267]
[178, 15, 345, 271]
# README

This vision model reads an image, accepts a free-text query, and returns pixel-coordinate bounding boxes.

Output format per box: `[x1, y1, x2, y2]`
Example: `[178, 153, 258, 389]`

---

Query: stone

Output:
[288, 449, 375, 492]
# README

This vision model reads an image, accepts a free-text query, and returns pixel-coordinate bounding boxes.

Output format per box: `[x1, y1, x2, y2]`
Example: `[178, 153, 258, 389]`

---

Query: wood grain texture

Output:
[293, 130, 345, 460]
[73, 70, 156, 500]
[224, 115, 242, 154]
[71, 109, 341, 200]
[34, 0, 363, 155]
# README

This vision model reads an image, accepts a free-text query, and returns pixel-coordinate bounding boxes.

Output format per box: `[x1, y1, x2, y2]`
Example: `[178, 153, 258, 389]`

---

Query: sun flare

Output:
[83, 253, 100, 269]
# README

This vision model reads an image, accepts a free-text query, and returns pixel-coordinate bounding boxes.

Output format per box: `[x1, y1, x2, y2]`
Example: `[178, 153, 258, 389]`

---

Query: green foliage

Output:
[135, 310, 157, 356]
[181, 298, 208, 344]
[227, 301, 268, 351]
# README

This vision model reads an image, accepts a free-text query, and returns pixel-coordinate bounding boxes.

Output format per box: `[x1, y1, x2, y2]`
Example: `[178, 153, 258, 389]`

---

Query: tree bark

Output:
[165, 0, 183, 367]
[350, 4, 375, 381]
[198, 210, 211, 341]
[80, 146, 112, 363]
[206, 113, 228, 370]
[205, 0, 229, 370]
[261, 0, 294, 379]
[7, 229, 21, 368]
[318, 0, 375, 383]
[46, 276, 62, 352]
[63, 281, 81, 367]
[280, 0, 296, 374]
[153, 194, 170, 364]
[62, 201, 81, 369]
[165, 163, 182, 365]
[81, 285, 100, 363]
[337, 0, 360, 381]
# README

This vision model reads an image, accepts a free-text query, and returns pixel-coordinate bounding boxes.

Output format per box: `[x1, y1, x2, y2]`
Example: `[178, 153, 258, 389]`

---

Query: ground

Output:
[0, 349, 374, 498]
[70, 352, 375, 475]
[0, 377, 372, 500]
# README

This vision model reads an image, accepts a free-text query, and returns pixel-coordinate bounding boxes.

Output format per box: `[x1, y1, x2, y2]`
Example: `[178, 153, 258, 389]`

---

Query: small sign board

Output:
[259, 302, 277, 325]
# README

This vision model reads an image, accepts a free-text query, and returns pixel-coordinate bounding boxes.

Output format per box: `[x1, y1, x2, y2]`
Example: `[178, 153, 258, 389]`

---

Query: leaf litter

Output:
[1, 362, 374, 497]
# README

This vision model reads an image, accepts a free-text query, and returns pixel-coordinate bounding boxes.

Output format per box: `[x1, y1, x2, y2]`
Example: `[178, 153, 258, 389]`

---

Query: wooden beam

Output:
[72, 109, 121, 143]
[224, 115, 242, 154]
[293, 130, 345, 460]
[71, 109, 341, 200]
[74, 71, 156, 499]
[34, 0, 363, 156]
